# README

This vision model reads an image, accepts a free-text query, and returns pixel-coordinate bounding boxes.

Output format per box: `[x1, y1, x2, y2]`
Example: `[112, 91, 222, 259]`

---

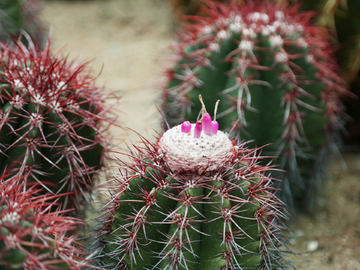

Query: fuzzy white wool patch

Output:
[158, 124, 235, 172]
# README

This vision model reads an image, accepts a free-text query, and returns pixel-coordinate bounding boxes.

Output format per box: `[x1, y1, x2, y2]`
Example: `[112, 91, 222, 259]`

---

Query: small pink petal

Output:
[212, 121, 219, 135]
[194, 121, 202, 138]
[181, 121, 191, 133]
[202, 113, 213, 136]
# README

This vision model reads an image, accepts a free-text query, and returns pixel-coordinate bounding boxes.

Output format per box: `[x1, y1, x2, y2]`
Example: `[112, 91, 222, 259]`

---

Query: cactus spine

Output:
[0, 172, 97, 269]
[95, 98, 287, 270]
[0, 40, 114, 211]
[161, 0, 349, 211]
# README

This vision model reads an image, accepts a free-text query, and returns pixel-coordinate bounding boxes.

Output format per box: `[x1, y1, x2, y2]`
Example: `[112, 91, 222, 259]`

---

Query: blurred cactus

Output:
[161, 0, 349, 211]
[168, 0, 239, 22]
[276, 0, 360, 80]
[168, 0, 206, 20]
[276, 0, 360, 145]
[0, 39, 116, 212]
[93, 99, 288, 269]
[0, 0, 43, 45]
[0, 172, 97, 269]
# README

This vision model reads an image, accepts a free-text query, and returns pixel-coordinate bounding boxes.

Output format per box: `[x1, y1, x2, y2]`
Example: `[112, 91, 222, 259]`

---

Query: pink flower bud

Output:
[202, 113, 213, 136]
[194, 121, 202, 138]
[181, 121, 191, 133]
[212, 121, 219, 135]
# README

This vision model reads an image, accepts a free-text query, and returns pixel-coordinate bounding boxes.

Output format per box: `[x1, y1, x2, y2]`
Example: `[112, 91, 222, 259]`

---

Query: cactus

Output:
[0, 0, 43, 45]
[0, 171, 97, 269]
[94, 98, 288, 270]
[0, 39, 115, 211]
[276, 0, 360, 145]
[161, 0, 349, 211]
[276, 0, 360, 82]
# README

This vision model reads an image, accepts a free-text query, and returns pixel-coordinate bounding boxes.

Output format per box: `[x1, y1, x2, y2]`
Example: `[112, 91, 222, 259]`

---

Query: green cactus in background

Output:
[276, 0, 360, 80]
[276, 0, 360, 145]
[93, 99, 288, 269]
[0, 39, 116, 212]
[0, 172, 98, 269]
[161, 0, 349, 211]
[0, 0, 43, 45]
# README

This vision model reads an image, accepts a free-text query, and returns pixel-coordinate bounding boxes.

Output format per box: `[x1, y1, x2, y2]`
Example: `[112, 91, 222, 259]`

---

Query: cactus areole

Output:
[96, 99, 287, 270]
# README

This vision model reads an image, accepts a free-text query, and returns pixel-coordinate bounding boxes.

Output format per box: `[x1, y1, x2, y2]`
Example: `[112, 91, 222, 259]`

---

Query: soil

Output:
[39, 0, 360, 269]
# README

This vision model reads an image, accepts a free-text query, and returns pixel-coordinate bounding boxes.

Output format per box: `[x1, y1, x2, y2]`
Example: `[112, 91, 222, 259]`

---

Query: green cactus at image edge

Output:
[0, 172, 100, 269]
[0, 39, 116, 212]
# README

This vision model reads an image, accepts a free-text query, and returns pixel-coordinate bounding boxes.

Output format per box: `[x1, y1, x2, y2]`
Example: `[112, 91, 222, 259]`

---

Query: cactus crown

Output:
[159, 95, 235, 173]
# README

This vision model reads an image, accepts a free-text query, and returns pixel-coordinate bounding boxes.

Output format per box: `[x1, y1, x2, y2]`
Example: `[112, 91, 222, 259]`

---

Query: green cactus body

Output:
[278, 0, 360, 145]
[0, 173, 97, 269]
[278, 0, 360, 80]
[0, 0, 43, 45]
[0, 41, 114, 211]
[161, 1, 349, 210]
[95, 107, 287, 270]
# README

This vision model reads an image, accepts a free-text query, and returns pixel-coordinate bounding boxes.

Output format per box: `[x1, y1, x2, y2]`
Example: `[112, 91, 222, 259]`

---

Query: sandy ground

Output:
[39, 0, 360, 269]
[286, 152, 360, 269]
[40, 0, 174, 155]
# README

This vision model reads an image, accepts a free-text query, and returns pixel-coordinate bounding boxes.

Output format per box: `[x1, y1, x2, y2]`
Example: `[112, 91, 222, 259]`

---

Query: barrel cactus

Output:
[0, 172, 97, 269]
[0, 0, 43, 45]
[0, 39, 115, 211]
[161, 0, 349, 211]
[94, 98, 288, 270]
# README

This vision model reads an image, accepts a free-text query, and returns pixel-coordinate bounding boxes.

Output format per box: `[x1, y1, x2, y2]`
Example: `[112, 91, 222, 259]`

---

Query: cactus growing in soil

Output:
[0, 172, 97, 269]
[94, 98, 288, 270]
[0, 39, 115, 211]
[161, 0, 349, 210]
[0, 0, 43, 45]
